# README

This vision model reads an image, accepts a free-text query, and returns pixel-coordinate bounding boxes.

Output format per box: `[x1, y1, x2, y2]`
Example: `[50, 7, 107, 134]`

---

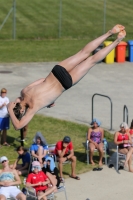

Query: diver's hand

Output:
[7, 102, 16, 110]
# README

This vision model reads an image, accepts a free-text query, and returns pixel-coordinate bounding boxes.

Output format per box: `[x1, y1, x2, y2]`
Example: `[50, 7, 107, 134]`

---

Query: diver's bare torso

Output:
[8, 25, 126, 130]
[21, 72, 64, 112]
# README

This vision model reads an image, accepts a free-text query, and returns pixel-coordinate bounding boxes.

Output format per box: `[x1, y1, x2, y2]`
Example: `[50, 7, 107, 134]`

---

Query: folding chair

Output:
[116, 145, 126, 172]
[25, 186, 53, 200]
[82, 133, 107, 165]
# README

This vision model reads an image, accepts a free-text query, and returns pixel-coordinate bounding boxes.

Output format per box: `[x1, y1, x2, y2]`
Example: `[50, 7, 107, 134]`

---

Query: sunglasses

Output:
[2, 160, 7, 163]
[33, 166, 40, 169]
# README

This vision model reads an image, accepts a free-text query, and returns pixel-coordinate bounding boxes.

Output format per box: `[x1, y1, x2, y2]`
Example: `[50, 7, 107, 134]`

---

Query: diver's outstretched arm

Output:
[7, 102, 35, 130]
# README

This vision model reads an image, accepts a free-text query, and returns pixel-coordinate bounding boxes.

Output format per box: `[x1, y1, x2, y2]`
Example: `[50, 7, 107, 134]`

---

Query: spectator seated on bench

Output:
[25, 161, 56, 200]
[87, 118, 104, 166]
[30, 132, 48, 164]
[54, 136, 80, 181]
[114, 122, 133, 172]
[10, 146, 30, 175]
[42, 156, 61, 188]
[0, 156, 26, 200]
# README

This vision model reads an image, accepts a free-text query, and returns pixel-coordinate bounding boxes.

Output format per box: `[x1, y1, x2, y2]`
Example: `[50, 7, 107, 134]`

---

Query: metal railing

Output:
[92, 93, 113, 130]
[0, 0, 16, 39]
[123, 105, 128, 124]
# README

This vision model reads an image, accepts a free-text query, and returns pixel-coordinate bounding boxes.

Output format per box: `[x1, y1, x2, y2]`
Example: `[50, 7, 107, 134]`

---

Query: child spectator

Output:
[10, 146, 30, 175]
[26, 161, 56, 200]
[30, 132, 48, 164]
[42, 156, 60, 188]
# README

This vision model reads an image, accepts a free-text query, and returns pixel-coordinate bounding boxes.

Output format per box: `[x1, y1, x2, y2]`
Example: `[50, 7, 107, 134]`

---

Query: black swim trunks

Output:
[52, 65, 72, 90]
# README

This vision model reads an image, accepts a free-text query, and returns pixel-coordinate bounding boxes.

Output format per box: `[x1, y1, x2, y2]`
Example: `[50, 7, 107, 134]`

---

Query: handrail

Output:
[92, 93, 113, 130]
[123, 105, 128, 124]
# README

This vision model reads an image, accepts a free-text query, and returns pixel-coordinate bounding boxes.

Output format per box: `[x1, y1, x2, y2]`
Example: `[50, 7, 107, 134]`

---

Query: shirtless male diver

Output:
[7, 25, 126, 130]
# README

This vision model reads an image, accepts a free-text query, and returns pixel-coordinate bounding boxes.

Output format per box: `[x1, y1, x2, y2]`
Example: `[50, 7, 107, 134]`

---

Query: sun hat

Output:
[32, 161, 41, 167]
[0, 156, 8, 163]
[90, 118, 101, 126]
[63, 136, 71, 143]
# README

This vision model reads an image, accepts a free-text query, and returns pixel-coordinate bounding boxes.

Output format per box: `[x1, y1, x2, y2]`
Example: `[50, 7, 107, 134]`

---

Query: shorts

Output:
[119, 146, 129, 149]
[52, 65, 72, 90]
[0, 117, 10, 130]
[37, 189, 46, 193]
[56, 153, 69, 160]
[0, 186, 21, 198]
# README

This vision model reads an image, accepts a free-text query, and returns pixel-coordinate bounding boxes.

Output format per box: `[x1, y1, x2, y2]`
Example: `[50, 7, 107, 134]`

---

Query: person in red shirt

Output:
[55, 136, 80, 180]
[26, 161, 56, 200]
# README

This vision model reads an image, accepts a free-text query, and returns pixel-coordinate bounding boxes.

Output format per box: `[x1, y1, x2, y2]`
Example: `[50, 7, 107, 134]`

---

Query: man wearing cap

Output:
[0, 88, 10, 147]
[0, 156, 26, 200]
[54, 136, 80, 180]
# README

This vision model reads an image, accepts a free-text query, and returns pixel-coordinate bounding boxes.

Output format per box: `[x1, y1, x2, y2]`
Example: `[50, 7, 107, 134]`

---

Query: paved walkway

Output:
[1, 61, 133, 131]
[56, 165, 133, 200]
[1, 61, 133, 199]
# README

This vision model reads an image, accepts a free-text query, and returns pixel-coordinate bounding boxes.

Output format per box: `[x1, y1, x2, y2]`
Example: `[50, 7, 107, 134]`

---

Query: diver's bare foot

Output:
[90, 161, 95, 165]
[117, 30, 126, 42]
[109, 24, 125, 35]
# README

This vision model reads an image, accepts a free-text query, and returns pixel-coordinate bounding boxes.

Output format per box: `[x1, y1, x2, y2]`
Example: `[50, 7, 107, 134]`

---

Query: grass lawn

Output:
[0, 0, 132, 62]
[0, 114, 114, 181]
[0, 0, 133, 40]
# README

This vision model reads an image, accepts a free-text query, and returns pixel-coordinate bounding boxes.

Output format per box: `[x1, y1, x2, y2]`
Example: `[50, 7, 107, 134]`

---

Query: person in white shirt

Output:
[0, 88, 10, 147]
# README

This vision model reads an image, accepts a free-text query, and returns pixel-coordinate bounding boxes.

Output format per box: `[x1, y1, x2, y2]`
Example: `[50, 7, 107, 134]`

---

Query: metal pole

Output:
[20, 128, 24, 146]
[123, 105, 128, 124]
[103, 0, 106, 34]
[12, 0, 16, 39]
[0, 8, 13, 31]
[111, 100, 113, 131]
[92, 95, 94, 121]
[58, 0, 62, 38]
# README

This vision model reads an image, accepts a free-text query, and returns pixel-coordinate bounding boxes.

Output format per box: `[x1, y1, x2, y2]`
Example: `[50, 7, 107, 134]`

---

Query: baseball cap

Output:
[1, 88, 7, 93]
[0, 156, 8, 163]
[63, 136, 71, 143]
